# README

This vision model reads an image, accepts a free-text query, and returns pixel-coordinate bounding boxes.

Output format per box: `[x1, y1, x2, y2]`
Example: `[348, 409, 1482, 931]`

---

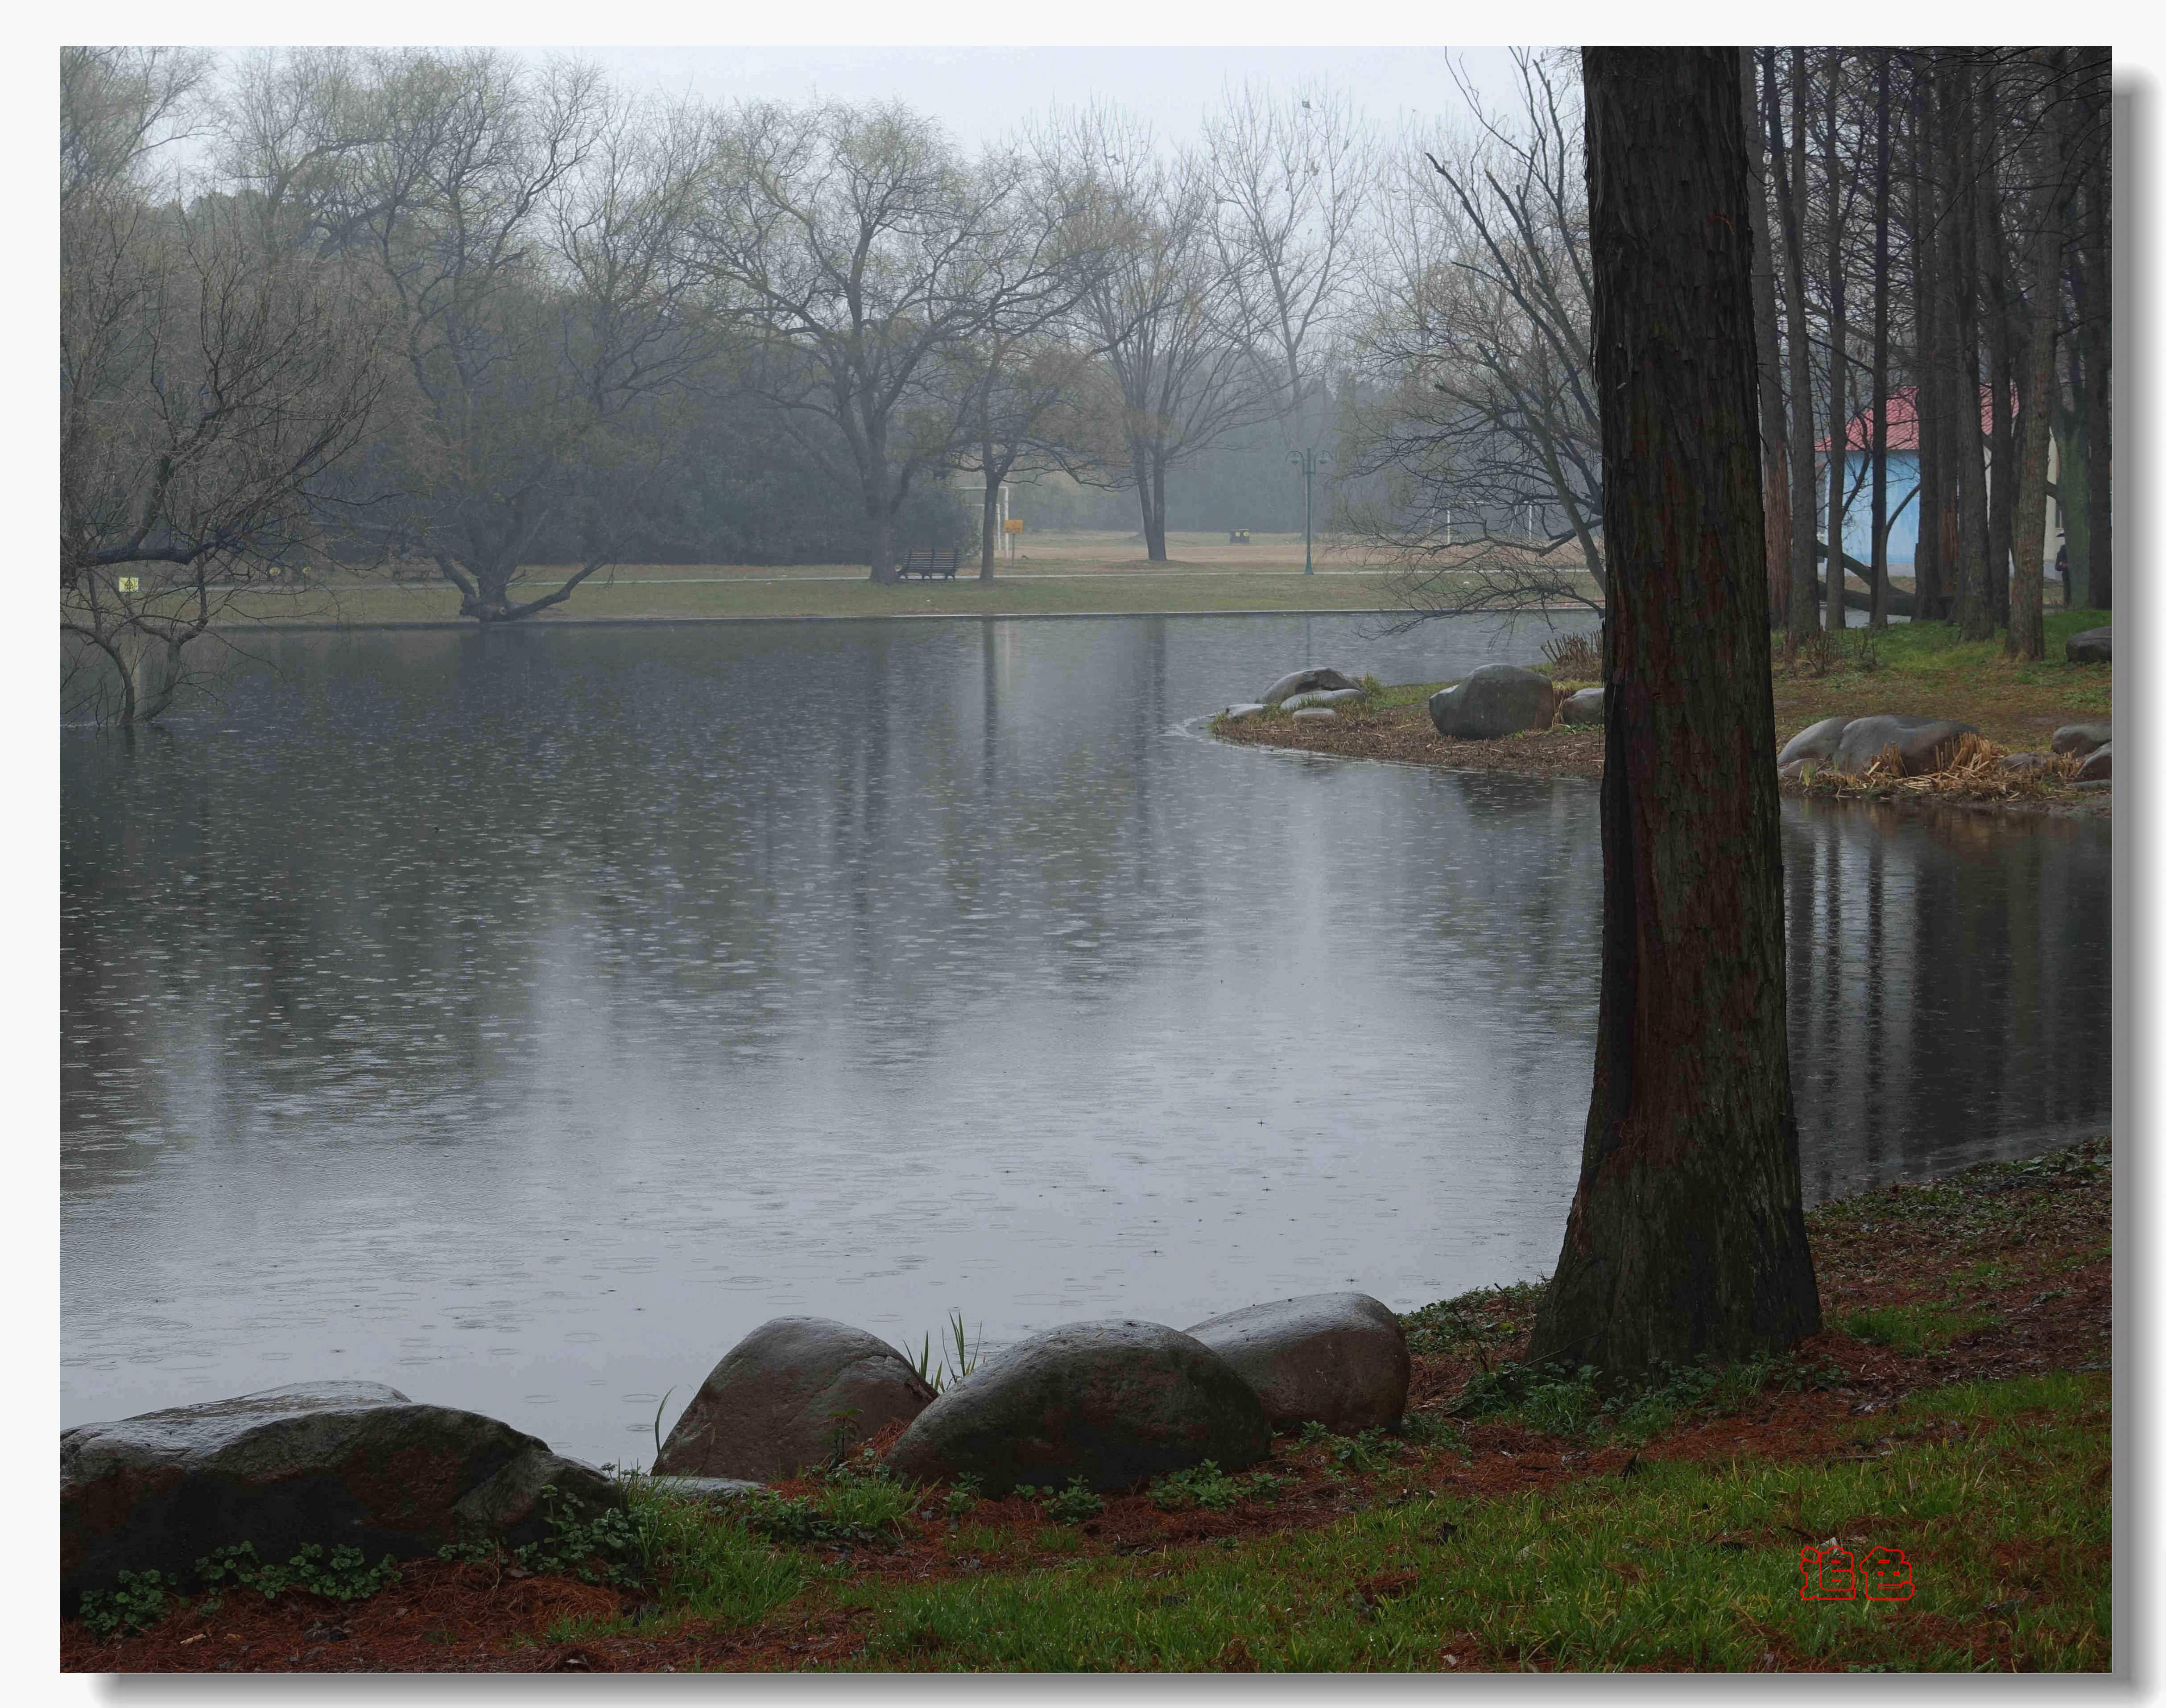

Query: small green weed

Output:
[1149, 1460, 1241, 1512]
[743, 1461, 921, 1548]
[1013, 1477, 1104, 1524]
[908, 1309, 984, 1395]
[940, 1475, 983, 1520]
[195, 1541, 404, 1604]
[77, 1570, 171, 1641]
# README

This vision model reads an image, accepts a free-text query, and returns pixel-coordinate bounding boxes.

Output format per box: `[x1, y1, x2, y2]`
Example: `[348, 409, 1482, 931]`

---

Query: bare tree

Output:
[693, 98, 997, 582]
[61, 46, 386, 724]
[272, 50, 719, 623]
[1057, 106, 1264, 561]
[1204, 79, 1374, 454]
[1342, 50, 1605, 627]
[942, 146, 1111, 578]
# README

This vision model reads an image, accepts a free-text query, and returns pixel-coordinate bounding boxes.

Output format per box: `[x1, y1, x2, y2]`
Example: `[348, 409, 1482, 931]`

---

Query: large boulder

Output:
[2075, 743, 2112, 782]
[2066, 627, 2111, 664]
[61, 1382, 620, 1615]
[1776, 715, 1852, 770]
[1261, 668, 1360, 705]
[1290, 707, 1338, 723]
[1426, 665, 1556, 741]
[1183, 1292, 1410, 1434]
[1830, 715, 1978, 776]
[883, 1320, 1269, 1496]
[1558, 686, 1605, 727]
[653, 1317, 934, 1482]
[2052, 722, 2112, 758]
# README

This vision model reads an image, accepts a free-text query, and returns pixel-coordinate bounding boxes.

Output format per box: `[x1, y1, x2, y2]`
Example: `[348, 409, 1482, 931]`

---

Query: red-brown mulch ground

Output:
[65, 1141, 2109, 1673]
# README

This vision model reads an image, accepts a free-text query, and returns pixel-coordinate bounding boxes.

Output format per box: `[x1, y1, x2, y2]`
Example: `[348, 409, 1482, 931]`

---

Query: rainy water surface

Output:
[61, 615, 2112, 1461]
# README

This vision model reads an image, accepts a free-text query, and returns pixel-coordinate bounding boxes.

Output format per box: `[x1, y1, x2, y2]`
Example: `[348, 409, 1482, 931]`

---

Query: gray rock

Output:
[1558, 686, 1604, 727]
[2066, 627, 2111, 664]
[61, 1382, 620, 1615]
[649, 1476, 761, 1506]
[1220, 703, 1269, 722]
[1776, 715, 1852, 769]
[1426, 664, 1556, 741]
[2075, 743, 2111, 782]
[653, 1317, 933, 1482]
[1998, 751, 2054, 774]
[883, 1320, 1269, 1496]
[2051, 722, 2112, 757]
[2072, 779, 2112, 793]
[1290, 707, 1338, 723]
[1281, 688, 1368, 712]
[1829, 714, 1979, 776]
[1261, 668, 1360, 705]
[1183, 1292, 1410, 1433]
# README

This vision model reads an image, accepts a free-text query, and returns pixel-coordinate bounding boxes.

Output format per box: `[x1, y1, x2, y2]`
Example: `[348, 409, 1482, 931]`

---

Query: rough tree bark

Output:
[1823, 48, 1848, 634]
[1950, 67, 1997, 641]
[1909, 59, 1945, 624]
[1868, 50, 1893, 630]
[1747, 50, 1791, 630]
[1527, 46, 1821, 1375]
[1780, 49, 1820, 642]
[2008, 53, 2067, 660]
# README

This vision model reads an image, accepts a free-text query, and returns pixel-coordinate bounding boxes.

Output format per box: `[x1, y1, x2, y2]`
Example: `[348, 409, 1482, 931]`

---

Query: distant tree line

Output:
[60, 45, 2113, 722]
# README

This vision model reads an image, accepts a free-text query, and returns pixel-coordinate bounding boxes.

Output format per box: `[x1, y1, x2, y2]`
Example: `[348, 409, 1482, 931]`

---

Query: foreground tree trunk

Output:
[1529, 46, 1822, 1375]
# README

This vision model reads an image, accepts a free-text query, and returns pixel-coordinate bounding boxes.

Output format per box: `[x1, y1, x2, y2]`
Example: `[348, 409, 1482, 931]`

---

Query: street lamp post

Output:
[1286, 447, 1331, 575]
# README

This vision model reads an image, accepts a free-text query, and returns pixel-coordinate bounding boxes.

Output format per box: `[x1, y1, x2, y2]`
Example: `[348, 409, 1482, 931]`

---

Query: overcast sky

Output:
[479, 45, 1537, 153]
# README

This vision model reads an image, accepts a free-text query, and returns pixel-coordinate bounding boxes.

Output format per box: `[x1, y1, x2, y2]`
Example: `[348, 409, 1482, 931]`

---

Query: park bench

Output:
[897, 545, 963, 581]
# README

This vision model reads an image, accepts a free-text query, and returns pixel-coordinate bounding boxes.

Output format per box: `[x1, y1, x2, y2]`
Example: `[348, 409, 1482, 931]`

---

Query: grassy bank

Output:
[67, 1139, 2111, 1673]
[1211, 610, 2112, 809]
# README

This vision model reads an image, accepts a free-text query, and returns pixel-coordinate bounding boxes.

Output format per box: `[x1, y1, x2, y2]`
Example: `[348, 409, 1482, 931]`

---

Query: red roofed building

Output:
[1810, 387, 2053, 569]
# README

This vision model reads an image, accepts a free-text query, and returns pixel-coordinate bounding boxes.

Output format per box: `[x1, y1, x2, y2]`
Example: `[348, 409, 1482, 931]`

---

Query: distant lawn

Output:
[219, 569, 1406, 625]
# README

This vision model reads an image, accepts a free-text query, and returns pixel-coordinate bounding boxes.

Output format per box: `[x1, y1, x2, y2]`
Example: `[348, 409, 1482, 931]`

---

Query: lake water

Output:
[61, 615, 2112, 1463]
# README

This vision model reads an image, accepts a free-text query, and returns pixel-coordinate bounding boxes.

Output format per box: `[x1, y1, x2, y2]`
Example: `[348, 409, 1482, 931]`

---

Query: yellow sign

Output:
[117, 576, 140, 593]
[1003, 518, 1025, 534]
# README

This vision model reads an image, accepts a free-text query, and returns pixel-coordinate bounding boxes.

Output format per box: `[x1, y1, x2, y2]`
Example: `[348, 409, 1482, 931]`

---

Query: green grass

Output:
[798, 1373, 2105, 1671]
[1836, 1305, 2004, 1358]
[216, 569, 1403, 627]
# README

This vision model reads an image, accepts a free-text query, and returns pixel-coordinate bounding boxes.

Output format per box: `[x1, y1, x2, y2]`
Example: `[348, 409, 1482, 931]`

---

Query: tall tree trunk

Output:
[1980, 75, 2018, 631]
[868, 505, 896, 584]
[2078, 49, 2112, 611]
[980, 445, 1001, 580]
[1149, 458, 1169, 562]
[1529, 46, 1820, 1376]
[1781, 48, 1820, 641]
[1749, 50, 1791, 629]
[2009, 112, 2064, 660]
[1910, 58, 1944, 624]
[1869, 50, 1893, 629]
[1949, 66, 1996, 640]
[2010, 53, 2070, 658]
[1823, 48, 1848, 634]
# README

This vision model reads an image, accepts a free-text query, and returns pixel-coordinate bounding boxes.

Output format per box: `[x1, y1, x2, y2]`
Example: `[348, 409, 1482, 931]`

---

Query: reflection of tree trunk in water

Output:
[1862, 823, 1887, 1173]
